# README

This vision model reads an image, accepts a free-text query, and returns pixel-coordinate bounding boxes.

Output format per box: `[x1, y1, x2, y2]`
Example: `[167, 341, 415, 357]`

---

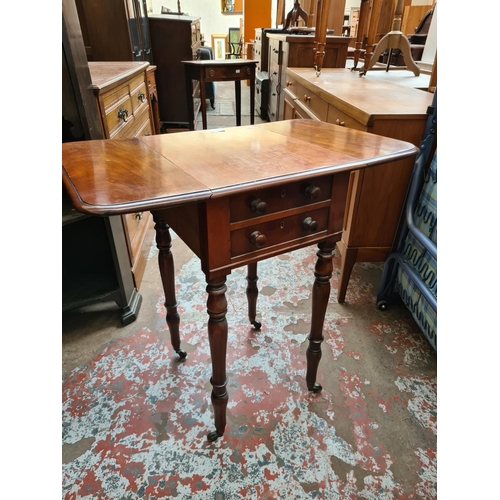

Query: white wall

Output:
[148, 0, 243, 44]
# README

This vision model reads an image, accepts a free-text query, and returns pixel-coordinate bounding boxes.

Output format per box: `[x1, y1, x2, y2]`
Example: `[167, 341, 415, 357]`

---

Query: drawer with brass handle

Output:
[230, 207, 330, 258]
[229, 175, 332, 223]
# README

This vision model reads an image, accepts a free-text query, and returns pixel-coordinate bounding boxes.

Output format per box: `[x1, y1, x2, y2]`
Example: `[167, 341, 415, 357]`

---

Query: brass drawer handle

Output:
[335, 118, 345, 127]
[118, 107, 129, 122]
[250, 231, 267, 248]
[250, 198, 268, 215]
[135, 212, 143, 220]
[302, 217, 318, 232]
[137, 91, 146, 103]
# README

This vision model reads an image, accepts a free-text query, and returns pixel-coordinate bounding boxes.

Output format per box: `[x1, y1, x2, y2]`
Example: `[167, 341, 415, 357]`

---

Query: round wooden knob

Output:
[250, 198, 268, 215]
[250, 231, 267, 247]
[302, 217, 318, 232]
[305, 185, 321, 200]
[286, 81, 293, 87]
[304, 95, 311, 102]
[335, 118, 345, 127]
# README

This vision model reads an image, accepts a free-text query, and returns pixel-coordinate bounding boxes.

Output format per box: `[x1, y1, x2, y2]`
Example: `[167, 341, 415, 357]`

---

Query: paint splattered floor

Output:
[62, 230, 437, 499]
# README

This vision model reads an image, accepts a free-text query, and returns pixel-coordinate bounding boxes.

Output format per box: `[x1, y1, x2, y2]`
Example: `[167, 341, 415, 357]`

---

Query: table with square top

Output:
[62, 120, 417, 441]
[182, 59, 258, 130]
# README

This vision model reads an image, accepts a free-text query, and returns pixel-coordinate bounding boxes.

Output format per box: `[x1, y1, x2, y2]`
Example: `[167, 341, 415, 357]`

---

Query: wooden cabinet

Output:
[267, 34, 350, 122]
[283, 67, 434, 303]
[148, 14, 202, 129]
[62, 0, 142, 325]
[75, 0, 152, 62]
[89, 61, 156, 290]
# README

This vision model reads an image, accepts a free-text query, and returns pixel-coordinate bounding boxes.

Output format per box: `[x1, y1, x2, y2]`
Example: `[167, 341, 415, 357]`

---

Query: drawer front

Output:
[130, 81, 149, 114]
[269, 41, 281, 65]
[134, 113, 153, 137]
[326, 105, 367, 131]
[105, 94, 135, 137]
[204, 65, 253, 80]
[229, 175, 333, 223]
[230, 207, 330, 258]
[125, 212, 143, 246]
[112, 105, 150, 139]
[293, 82, 328, 122]
[147, 70, 156, 92]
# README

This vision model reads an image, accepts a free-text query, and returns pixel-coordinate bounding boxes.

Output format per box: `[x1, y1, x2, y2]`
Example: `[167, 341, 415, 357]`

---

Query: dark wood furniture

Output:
[62, 0, 142, 325]
[283, 67, 434, 303]
[148, 13, 202, 130]
[62, 119, 417, 441]
[182, 59, 258, 130]
[75, 0, 152, 62]
[266, 33, 350, 121]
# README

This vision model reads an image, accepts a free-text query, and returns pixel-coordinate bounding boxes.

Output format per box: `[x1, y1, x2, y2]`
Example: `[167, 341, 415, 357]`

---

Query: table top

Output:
[62, 120, 417, 216]
[287, 68, 434, 120]
[88, 62, 150, 91]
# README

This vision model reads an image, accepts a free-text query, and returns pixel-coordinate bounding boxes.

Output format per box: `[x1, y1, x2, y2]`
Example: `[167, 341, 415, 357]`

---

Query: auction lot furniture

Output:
[283, 67, 434, 302]
[182, 59, 258, 130]
[62, 120, 417, 441]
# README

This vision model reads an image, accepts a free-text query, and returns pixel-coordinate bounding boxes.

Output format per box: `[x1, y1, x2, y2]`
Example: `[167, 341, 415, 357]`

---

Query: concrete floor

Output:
[62, 81, 437, 499]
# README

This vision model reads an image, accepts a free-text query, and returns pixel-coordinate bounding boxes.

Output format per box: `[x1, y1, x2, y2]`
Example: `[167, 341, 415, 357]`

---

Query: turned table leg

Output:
[206, 276, 229, 441]
[307, 238, 336, 393]
[246, 262, 261, 330]
[153, 213, 186, 360]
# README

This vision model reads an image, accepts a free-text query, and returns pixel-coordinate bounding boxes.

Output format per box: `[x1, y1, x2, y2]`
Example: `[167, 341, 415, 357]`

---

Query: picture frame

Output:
[211, 34, 228, 60]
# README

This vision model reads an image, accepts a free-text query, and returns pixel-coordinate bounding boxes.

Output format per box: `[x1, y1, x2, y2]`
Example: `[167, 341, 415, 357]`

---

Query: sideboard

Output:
[283, 67, 435, 302]
[266, 34, 350, 122]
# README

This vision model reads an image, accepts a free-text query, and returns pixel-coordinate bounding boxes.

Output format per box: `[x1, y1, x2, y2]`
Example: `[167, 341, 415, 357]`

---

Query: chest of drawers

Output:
[148, 14, 202, 129]
[266, 34, 350, 122]
[89, 61, 156, 289]
[283, 67, 434, 302]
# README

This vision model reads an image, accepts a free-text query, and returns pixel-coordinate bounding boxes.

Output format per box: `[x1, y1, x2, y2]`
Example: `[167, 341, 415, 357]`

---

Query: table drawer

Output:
[230, 206, 330, 258]
[229, 175, 332, 223]
[204, 65, 252, 80]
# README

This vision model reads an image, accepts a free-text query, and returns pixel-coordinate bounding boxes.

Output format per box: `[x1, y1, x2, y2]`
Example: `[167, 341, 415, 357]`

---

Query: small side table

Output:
[182, 59, 258, 130]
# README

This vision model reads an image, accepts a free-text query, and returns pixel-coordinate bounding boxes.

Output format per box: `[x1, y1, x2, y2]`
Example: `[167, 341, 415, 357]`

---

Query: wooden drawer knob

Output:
[250, 231, 267, 248]
[250, 198, 268, 215]
[335, 118, 345, 127]
[304, 185, 321, 200]
[303, 95, 311, 102]
[302, 217, 318, 232]
[286, 81, 293, 87]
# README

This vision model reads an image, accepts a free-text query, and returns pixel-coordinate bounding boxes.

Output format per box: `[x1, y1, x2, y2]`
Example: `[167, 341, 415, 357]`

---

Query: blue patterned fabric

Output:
[396, 151, 437, 350]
